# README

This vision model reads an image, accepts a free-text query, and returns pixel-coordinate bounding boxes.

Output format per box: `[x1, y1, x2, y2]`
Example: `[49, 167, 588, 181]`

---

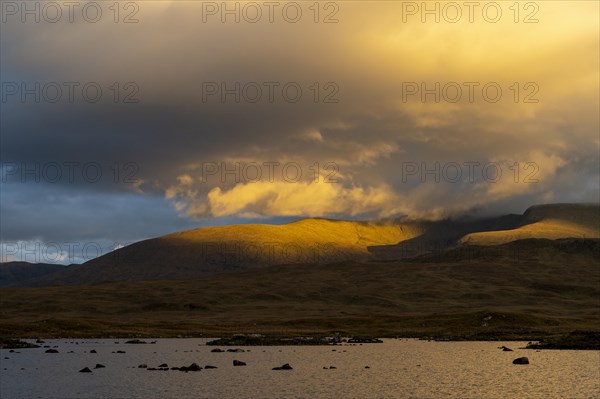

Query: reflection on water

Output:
[1, 339, 598, 398]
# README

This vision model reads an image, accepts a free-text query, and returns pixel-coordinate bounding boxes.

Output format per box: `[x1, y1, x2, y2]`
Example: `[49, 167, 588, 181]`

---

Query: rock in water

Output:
[233, 360, 246, 366]
[176, 362, 202, 372]
[513, 357, 529, 364]
[272, 363, 293, 370]
[79, 367, 92, 373]
[186, 363, 202, 372]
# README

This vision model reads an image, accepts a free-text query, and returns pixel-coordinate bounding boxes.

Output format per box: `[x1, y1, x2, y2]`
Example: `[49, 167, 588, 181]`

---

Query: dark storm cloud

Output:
[0, 181, 200, 241]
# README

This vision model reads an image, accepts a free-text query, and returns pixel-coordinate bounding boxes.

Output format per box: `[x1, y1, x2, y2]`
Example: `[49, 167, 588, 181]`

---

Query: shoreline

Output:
[2, 330, 599, 350]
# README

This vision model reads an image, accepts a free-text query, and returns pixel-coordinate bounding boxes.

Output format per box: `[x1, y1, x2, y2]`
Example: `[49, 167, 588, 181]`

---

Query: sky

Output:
[1, 1, 599, 264]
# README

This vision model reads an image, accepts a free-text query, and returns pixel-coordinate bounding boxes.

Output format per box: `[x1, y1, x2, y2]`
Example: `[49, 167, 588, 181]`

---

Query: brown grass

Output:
[1, 239, 598, 340]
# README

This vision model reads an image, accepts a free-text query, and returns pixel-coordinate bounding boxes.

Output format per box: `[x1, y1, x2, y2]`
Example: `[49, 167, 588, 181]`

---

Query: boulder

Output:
[90, 350, 97, 354]
[138, 364, 148, 368]
[187, 363, 202, 371]
[125, 339, 147, 344]
[211, 348, 225, 353]
[178, 363, 202, 372]
[158, 363, 168, 368]
[204, 365, 218, 369]
[512, 357, 529, 365]
[227, 348, 245, 353]
[233, 360, 246, 366]
[272, 363, 293, 370]
[499, 346, 513, 351]
[45, 349, 59, 353]
[94, 364, 105, 369]
[79, 367, 92, 373]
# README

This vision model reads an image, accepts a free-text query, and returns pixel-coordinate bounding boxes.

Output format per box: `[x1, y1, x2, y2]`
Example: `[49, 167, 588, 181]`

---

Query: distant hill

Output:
[22, 219, 424, 286]
[0, 262, 66, 287]
[459, 203, 599, 245]
[10, 203, 600, 287]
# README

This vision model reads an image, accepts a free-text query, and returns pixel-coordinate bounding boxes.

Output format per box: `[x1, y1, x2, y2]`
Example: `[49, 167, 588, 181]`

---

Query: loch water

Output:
[1, 339, 598, 399]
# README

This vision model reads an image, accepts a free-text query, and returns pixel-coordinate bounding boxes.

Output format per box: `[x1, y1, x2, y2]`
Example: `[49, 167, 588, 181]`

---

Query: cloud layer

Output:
[1, 1, 598, 258]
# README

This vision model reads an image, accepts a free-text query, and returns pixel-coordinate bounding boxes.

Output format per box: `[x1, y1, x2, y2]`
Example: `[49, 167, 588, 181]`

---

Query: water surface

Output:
[1, 339, 598, 398]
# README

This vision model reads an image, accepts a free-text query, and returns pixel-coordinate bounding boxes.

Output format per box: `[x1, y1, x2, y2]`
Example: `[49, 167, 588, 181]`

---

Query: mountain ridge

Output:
[5, 203, 599, 287]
